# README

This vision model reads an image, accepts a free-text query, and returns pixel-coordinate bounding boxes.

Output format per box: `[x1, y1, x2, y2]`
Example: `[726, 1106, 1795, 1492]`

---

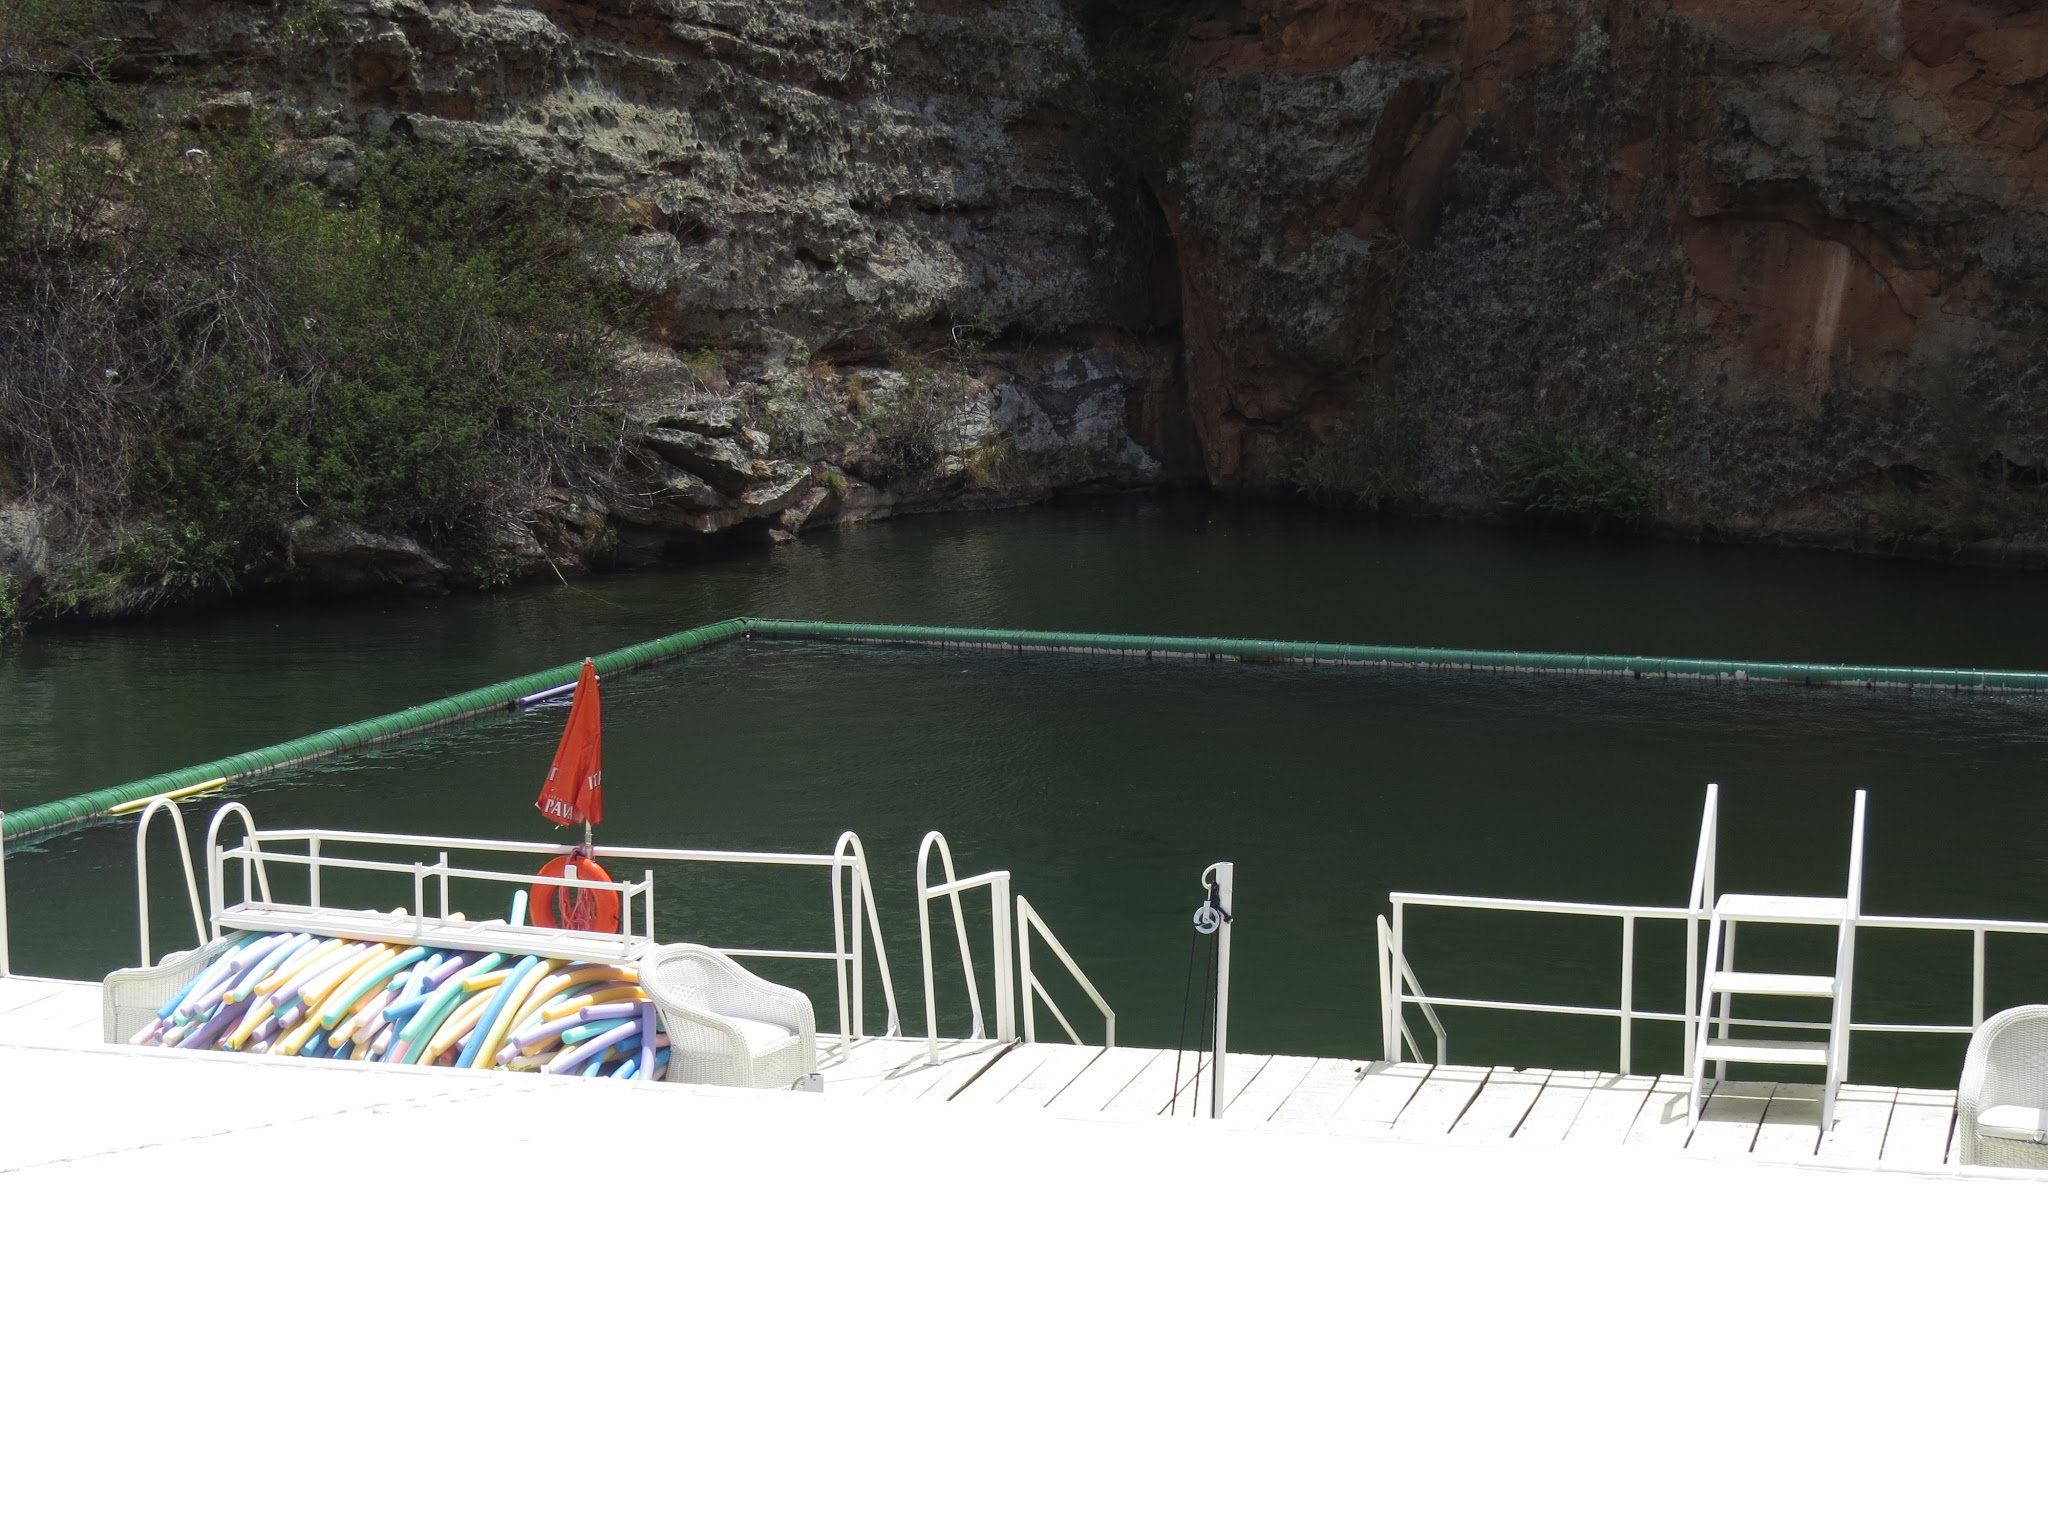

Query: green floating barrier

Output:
[12, 612, 2048, 845]
[4, 617, 749, 842]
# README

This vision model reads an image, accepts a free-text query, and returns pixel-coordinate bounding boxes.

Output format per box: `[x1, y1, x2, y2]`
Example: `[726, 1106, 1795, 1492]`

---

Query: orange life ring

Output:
[530, 854, 623, 933]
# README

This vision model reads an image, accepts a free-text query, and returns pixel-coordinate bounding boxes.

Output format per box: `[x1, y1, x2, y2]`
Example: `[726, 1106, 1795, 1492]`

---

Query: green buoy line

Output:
[8, 615, 2048, 844]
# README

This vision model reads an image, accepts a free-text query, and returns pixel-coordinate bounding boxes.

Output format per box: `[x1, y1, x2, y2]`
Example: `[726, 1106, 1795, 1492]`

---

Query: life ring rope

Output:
[530, 854, 624, 934]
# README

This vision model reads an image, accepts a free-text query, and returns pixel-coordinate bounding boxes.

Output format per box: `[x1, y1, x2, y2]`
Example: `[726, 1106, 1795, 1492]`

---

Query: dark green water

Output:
[7, 496, 2048, 1085]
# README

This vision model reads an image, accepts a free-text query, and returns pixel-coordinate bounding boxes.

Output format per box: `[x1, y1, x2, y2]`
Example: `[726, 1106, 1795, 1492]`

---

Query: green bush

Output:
[1500, 426, 1655, 527]
[122, 133, 629, 594]
[1289, 391, 1422, 509]
[0, 2, 634, 617]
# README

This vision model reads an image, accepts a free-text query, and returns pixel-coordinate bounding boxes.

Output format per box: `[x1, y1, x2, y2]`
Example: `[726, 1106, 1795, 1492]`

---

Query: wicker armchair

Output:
[1956, 1005, 2048, 1169]
[101, 935, 245, 1046]
[640, 943, 817, 1090]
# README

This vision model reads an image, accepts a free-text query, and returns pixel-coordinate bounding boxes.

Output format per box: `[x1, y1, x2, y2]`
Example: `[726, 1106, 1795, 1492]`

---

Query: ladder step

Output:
[1708, 969, 1837, 998]
[1714, 893, 1847, 923]
[1698, 1038, 1831, 1067]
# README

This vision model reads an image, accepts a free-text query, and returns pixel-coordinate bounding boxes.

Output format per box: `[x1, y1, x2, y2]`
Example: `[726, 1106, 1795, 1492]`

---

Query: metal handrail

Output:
[134, 797, 208, 966]
[1016, 893, 1113, 1048]
[830, 830, 905, 1045]
[1375, 915, 1441, 1065]
[202, 816, 902, 1040]
[1384, 894, 2048, 1073]
[916, 831, 992, 1054]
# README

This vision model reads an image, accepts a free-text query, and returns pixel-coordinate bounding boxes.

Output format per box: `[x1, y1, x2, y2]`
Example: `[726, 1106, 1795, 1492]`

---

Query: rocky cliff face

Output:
[1175, 0, 2048, 553]
[85, 0, 2048, 577]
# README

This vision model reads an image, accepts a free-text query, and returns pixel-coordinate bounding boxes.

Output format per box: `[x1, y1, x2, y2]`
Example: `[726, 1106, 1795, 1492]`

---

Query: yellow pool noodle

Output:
[467, 960, 559, 1069]
[330, 988, 389, 1049]
[275, 1012, 323, 1056]
[425, 989, 495, 1062]
[300, 944, 395, 1017]
[227, 997, 275, 1050]
[254, 937, 346, 997]
[536, 983, 648, 1023]
[460, 971, 509, 993]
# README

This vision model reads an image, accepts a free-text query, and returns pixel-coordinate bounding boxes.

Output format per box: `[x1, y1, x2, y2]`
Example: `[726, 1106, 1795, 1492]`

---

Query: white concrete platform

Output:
[3, 1033, 2046, 1533]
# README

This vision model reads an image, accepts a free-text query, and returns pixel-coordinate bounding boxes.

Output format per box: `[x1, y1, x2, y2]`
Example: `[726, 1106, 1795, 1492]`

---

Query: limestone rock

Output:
[287, 518, 449, 594]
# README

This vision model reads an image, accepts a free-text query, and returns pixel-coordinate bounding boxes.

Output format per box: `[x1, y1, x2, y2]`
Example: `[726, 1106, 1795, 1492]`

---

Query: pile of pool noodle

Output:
[131, 930, 669, 1080]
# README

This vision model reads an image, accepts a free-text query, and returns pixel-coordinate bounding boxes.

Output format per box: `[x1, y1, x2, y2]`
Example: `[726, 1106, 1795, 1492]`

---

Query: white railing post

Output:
[1205, 862, 1235, 1119]
[851, 855, 866, 1040]
[133, 797, 207, 968]
[1018, 905, 1038, 1044]
[830, 851, 852, 1041]
[309, 834, 323, 908]
[993, 871, 1016, 1044]
[1386, 899, 1407, 1061]
[0, 807, 11, 979]
[1971, 926, 1986, 1029]
[1619, 913, 1636, 1077]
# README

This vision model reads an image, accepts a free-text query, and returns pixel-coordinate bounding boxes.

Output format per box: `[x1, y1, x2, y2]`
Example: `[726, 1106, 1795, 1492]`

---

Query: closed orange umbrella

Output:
[536, 658, 603, 835]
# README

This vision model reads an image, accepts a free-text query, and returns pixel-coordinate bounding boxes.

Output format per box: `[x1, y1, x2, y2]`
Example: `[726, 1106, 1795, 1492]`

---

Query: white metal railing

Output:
[1017, 894, 1114, 1049]
[915, 832, 1013, 1063]
[136, 796, 209, 966]
[0, 808, 11, 977]
[915, 831, 1112, 1059]
[200, 809, 903, 1040]
[1381, 783, 2045, 1076]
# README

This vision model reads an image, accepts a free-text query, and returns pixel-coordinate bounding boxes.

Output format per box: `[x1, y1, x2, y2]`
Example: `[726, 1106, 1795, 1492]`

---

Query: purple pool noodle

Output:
[568, 1001, 641, 1028]
[251, 1013, 284, 1044]
[544, 1018, 642, 1075]
[156, 947, 251, 1025]
[275, 943, 369, 1011]
[182, 932, 294, 1014]
[176, 997, 249, 1051]
[637, 1001, 657, 1079]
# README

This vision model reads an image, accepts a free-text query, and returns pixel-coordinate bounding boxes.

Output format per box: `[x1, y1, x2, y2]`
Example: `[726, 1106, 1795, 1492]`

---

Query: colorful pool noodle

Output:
[544, 1010, 653, 1075]
[316, 945, 426, 1029]
[253, 936, 347, 998]
[223, 932, 318, 1005]
[392, 954, 502, 1064]
[456, 954, 542, 1069]
[172, 932, 293, 1024]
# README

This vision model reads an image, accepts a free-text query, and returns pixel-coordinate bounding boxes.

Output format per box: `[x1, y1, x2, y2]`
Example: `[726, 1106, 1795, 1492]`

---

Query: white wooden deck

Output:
[1, 974, 1963, 1168]
[812, 1036, 1966, 1168]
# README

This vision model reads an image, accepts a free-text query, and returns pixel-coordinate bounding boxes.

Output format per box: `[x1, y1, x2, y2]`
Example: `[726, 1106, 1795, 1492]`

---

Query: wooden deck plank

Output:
[1563, 1074, 1658, 1147]
[1509, 1070, 1603, 1144]
[1750, 1082, 1824, 1159]
[863, 1039, 1014, 1102]
[1267, 1058, 1370, 1130]
[945, 1041, 1063, 1104]
[1380, 1064, 1491, 1139]
[997, 1045, 1108, 1110]
[1099, 1049, 1203, 1121]
[0, 978, 103, 1049]
[814, 1038, 937, 1097]
[1882, 1088, 1957, 1168]
[1219, 1055, 1318, 1124]
[1686, 1080, 1774, 1156]
[1449, 1068, 1549, 1142]
[1047, 1047, 1160, 1116]
[1327, 1062, 1432, 1132]
[1624, 1076, 1695, 1148]
[1814, 1084, 1895, 1164]
[1165, 1053, 1269, 1118]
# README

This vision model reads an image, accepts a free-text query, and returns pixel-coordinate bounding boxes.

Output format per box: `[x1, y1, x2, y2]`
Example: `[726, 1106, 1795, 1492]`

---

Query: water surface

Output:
[6, 496, 2045, 1085]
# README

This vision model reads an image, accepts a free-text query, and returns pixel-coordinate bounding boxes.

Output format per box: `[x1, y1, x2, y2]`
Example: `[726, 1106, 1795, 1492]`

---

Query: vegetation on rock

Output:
[0, 0, 630, 625]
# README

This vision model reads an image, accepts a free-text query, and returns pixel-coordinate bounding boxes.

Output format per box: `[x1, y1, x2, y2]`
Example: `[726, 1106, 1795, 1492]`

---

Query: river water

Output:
[7, 495, 2048, 1085]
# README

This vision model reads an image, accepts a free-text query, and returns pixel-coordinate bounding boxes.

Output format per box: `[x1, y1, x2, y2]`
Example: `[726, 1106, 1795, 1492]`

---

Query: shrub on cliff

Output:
[1500, 427, 1655, 529]
[120, 132, 630, 595]
[0, 6, 632, 619]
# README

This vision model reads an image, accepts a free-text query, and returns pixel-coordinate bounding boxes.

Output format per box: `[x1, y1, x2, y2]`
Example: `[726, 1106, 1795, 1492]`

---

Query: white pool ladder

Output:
[1687, 790, 1866, 1130]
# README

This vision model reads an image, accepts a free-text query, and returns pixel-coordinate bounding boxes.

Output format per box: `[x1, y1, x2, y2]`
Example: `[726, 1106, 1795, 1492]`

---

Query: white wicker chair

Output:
[101, 935, 245, 1045]
[640, 943, 817, 1090]
[1957, 1004, 2048, 1169]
